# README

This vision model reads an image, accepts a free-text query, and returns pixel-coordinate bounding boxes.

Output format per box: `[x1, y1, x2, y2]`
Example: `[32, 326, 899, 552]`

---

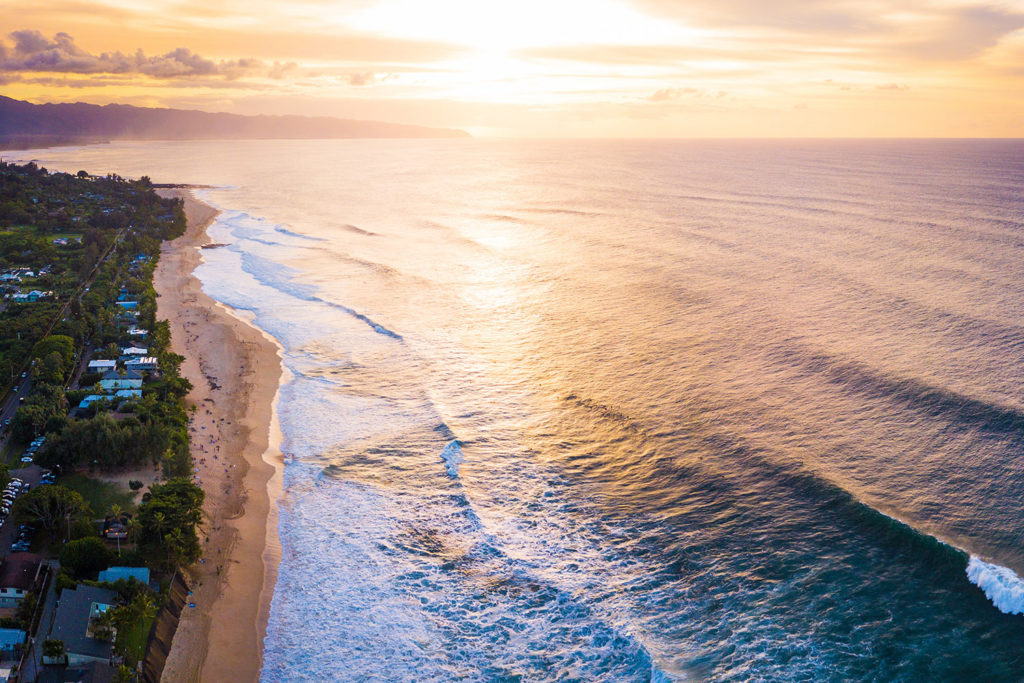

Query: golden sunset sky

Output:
[1, 0, 1022, 136]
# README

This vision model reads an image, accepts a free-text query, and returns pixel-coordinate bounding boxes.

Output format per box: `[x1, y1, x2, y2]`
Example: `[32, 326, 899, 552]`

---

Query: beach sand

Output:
[154, 189, 284, 682]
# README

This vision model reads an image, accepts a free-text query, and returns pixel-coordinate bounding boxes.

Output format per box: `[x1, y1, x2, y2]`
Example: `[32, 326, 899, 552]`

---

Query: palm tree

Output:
[150, 511, 168, 543]
[108, 504, 124, 554]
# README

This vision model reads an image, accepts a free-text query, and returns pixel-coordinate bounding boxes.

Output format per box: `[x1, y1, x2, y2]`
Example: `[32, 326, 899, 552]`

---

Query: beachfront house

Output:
[127, 327, 148, 338]
[125, 356, 158, 373]
[99, 370, 143, 392]
[97, 567, 149, 585]
[115, 301, 138, 310]
[87, 359, 117, 373]
[46, 585, 117, 665]
[120, 346, 148, 356]
[0, 553, 42, 607]
[113, 389, 142, 399]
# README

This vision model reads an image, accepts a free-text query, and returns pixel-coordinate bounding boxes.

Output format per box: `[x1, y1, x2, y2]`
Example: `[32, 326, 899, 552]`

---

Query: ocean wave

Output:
[339, 224, 378, 236]
[275, 225, 327, 241]
[774, 346, 1024, 436]
[238, 251, 402, 340]
[967, 557, 1024, 615]
[440, 439, 463, 477]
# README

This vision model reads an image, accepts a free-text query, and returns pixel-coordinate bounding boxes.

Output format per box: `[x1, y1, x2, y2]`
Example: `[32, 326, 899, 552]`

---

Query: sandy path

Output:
[154, 189, 284, 682]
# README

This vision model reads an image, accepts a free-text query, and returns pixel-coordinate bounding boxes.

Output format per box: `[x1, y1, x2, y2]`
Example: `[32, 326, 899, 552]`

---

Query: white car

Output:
[19, 456, 33, 463]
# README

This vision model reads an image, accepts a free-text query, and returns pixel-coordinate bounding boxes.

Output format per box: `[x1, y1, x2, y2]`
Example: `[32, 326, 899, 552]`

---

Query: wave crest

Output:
[967, 557, 1024, 615]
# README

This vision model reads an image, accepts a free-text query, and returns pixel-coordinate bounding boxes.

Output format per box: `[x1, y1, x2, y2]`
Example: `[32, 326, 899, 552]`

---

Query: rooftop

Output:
[0, 553, 41, 591]
[48, 585, 117, 660]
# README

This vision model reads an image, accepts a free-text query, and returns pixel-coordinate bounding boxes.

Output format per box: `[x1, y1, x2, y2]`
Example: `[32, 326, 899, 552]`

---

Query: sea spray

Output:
[967, 557, 1024, 615]
[440, 439, 463, 477]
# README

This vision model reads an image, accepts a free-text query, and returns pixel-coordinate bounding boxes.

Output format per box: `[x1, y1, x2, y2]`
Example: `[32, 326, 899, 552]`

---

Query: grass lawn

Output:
[117, 612, 155, 667]
[60, 472, 136, 517]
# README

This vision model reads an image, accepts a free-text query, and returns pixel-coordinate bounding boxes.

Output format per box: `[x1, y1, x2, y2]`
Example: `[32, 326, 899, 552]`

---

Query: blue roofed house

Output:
[97, 567, 150, 585]
[77, 395, 107, 410]
[0, 628, 24, 659]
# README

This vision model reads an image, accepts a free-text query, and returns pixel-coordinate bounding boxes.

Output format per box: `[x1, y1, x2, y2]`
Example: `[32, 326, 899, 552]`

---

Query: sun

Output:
[349, 0, 690, 52]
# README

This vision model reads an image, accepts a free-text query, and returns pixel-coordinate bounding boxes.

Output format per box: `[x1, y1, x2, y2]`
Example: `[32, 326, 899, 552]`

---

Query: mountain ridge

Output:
[0, 96, 470, 144]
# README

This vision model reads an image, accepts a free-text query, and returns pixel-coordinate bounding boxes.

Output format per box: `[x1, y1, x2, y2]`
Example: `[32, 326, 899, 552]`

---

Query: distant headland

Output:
[0, 96, 470, 149]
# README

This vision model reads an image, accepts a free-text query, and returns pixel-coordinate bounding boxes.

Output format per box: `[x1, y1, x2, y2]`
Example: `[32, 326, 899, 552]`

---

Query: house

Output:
[126, 327, 148, 338]
[87, 360, 117, 372]
[120, 346, 148, 356]
[0, 553, 42, 607]
[115, 301, 138, 310]
[99, 370, 143, 392]
[47, 585, 117, 665]
[0, 629, 25, 658]
[113, 389, 142, 399]
[37, 661, 115, 683]
[77, 395, 107, 410]
[97, 567, 149, 585]
[125, 356, 158, 372]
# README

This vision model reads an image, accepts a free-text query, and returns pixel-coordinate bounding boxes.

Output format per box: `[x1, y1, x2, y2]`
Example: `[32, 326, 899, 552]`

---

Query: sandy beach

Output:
[154, 189, 284, 682]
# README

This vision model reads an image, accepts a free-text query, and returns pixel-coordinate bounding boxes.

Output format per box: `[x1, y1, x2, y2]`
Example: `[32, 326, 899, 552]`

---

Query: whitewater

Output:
[15, 138, 1024, 680]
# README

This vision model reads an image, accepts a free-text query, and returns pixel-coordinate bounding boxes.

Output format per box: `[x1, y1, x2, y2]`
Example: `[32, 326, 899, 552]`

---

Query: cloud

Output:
[346, 72, 375, 86]
[0, 30, 266, 79]
[646, 87, 698, 101]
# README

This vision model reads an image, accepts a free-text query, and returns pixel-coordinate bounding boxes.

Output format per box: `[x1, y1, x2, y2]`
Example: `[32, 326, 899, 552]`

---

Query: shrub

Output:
[59, 537, 112, 580]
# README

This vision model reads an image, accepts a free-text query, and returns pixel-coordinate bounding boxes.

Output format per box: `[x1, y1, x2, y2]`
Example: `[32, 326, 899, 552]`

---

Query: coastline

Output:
[154, 188, 284, 682]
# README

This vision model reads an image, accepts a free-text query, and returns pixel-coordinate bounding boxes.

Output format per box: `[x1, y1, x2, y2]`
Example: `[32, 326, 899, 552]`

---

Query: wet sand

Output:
[154, 188, 284, 682]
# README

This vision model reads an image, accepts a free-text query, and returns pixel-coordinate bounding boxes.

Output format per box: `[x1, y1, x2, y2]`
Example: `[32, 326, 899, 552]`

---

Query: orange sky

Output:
[1, 0, 1022, 136]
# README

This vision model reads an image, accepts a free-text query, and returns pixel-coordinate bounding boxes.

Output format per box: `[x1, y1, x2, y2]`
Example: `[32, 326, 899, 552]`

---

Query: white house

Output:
[121, 346, 148, 356]
[125, 357, 158, 372]
[87, 359, 117, 372]
[127, 327, 148, 338]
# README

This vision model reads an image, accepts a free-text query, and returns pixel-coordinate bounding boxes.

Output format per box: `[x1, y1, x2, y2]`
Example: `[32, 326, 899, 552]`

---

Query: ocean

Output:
[13, 138, 1024, 680]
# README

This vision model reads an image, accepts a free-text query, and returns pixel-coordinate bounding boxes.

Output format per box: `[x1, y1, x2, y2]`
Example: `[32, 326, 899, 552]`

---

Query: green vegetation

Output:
[12, 484, 90, 532]
[60, 536, 113, 579]
[137, 477, 204, 570]
[1, 161, 202, 677]
[59, 472, 136, 518]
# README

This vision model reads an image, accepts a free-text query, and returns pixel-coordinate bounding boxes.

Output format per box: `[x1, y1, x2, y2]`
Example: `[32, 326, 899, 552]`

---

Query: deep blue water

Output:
[17, 139, 1024, 681]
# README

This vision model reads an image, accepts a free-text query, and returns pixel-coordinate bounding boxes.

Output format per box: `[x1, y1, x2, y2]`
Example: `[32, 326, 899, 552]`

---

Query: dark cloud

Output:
[0, 30, 266, 79]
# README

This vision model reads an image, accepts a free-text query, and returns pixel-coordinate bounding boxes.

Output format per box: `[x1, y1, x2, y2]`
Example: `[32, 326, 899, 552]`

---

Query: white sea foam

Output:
[967, 556, 1024, 615]
[439, 439, 463, 477]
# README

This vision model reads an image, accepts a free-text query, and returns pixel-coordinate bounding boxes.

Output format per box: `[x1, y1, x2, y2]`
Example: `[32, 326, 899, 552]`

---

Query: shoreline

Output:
[154, 188, 284, 682]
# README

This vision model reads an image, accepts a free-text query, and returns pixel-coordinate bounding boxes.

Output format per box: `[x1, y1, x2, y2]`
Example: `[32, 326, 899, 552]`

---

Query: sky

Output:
[0, 0, 1022, 137]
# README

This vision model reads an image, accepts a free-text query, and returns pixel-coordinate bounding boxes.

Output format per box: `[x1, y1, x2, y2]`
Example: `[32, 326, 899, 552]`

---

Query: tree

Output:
[31, 335, 74, 377]
[136, 478, 204, 568]
[42, 638, 66, 662]
[13, 485, 90, 532]
[60, 537, 113, 579]
[32, 351, 65, 385]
